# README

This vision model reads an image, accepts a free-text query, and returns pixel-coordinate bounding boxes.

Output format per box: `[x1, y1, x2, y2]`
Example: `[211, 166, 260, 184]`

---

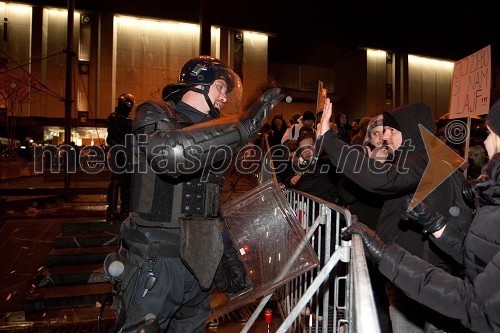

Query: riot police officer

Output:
[106, 93, 135, 222]
[107, 56, 283, 332]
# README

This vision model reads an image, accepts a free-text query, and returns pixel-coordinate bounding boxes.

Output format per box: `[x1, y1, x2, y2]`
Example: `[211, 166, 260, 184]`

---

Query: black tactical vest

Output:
[129, 101, 225, 228]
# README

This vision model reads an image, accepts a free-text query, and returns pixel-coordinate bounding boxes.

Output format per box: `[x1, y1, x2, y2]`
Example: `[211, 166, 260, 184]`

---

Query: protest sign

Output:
[449, 45, 491, 119]
[316, 80, 327, 115]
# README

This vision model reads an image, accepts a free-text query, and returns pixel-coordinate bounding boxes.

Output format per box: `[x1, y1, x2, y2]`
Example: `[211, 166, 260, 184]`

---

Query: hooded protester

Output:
[342, 98, 500, 332]
[362, 114, 384, 148]
[336, 112, 392, 332]
[317, 100, 473, 332]
[337, 113, 388, 231]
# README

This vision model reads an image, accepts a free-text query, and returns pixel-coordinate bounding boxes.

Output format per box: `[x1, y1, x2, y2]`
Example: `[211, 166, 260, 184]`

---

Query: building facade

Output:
[0, 1, 498, 147]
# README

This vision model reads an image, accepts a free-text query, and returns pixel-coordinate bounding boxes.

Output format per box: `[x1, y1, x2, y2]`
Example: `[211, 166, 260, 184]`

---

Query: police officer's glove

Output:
[239, 88, 284, 139]
[400, 196, 448, 234]
[342, 222, 386, 265]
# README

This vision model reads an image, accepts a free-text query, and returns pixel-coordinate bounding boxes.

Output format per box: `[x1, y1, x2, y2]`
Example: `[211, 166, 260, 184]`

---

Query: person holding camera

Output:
[342, 98, 500, 332]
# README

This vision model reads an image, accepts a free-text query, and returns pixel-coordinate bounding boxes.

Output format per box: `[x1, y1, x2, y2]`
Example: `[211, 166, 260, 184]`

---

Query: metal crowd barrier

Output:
[241, 187, 380, 333]
[221, 133, 380, 332]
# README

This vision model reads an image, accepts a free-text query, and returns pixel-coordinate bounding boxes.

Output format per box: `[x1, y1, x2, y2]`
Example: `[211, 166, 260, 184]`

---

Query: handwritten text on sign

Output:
[449, 45, 491, 119]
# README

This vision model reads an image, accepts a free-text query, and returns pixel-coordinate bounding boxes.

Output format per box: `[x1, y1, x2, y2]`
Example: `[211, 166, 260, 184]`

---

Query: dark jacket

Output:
[377, 154, 500, 332]
[334, 113, 352, 144]
[106, 108, 132, 146]
[337, 174, 385, 230]
[285, 157, 341, 204]
[336, 145, 386, 230]
[319, 103, 473, 270]
[269, 115, 288, 147]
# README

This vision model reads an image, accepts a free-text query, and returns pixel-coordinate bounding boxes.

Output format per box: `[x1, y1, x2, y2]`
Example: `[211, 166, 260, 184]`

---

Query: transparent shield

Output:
[211, 179, 319, 318]
[219, 69, 242, 116]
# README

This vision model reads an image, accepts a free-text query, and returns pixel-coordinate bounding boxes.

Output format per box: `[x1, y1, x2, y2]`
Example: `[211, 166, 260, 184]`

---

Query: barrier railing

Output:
[241, 187, 380, 332]
[222, 134, 380, 332]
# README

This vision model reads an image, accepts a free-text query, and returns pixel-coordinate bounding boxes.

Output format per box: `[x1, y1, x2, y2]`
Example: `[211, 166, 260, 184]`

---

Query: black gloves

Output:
[400, 197, 448, 234]
[342, 222, 387, 265]
[240, 87, 284, 138]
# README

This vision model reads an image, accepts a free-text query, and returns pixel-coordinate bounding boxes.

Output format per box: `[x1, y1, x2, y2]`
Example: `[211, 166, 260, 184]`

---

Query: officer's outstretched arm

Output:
[144, 88, 283, 176]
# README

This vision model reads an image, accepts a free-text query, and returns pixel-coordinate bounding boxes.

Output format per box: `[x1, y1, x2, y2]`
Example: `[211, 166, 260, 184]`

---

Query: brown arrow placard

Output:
[408, 125, 466, 210]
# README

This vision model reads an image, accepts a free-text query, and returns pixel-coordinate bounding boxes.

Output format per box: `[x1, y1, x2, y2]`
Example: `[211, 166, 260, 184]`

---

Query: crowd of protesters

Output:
[255, 96, 497, 333]
[10, 63, 496, 333]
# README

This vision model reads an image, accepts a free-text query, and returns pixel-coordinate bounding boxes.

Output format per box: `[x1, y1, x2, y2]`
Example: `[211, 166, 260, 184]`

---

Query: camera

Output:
[462, 179, 481, 209]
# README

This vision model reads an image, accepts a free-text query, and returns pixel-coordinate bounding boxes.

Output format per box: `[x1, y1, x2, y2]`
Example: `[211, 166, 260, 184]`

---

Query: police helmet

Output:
[117, 93, 135, 111]
[179, 56, 237, 93]
[163, 56, 242, 116]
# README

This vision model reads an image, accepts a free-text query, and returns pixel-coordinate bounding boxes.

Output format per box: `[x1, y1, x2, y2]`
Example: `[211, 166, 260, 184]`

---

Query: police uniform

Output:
[106, 93, 135, 222]
[107, 56, 284, 333]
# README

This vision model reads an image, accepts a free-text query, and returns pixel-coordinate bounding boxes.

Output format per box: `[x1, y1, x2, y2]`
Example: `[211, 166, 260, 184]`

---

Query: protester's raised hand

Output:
[316, 98, 333, 138]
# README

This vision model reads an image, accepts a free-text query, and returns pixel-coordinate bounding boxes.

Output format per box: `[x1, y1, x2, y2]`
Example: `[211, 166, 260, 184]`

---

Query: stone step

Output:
[43, 168, 111, 182]
[2, 306, 117, 332]
[61, 220, 121, 233]
[54, 231, 119, 248]
[36, 263, 108, 287]
[44, 246, 118, 267]
[24, 283, 112, 313]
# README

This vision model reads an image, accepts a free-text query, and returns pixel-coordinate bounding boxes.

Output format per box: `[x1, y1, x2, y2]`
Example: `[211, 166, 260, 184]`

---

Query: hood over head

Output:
[363, 115, 383, 146]
[384, 103, 433, 152]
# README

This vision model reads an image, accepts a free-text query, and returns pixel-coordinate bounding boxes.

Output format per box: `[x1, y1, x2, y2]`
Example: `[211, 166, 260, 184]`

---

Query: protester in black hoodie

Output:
[317, 99, 473, 332]
[336, 114, 393, 332]
[342, 99, 500, 332]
